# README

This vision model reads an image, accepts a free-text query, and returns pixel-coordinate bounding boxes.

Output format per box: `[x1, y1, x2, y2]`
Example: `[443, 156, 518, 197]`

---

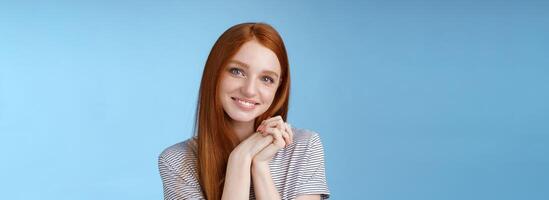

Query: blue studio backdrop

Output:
[1, 0, 548, 199]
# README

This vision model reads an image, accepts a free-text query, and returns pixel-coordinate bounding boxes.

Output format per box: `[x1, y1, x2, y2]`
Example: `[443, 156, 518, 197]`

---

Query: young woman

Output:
[158, 22, 330, 200]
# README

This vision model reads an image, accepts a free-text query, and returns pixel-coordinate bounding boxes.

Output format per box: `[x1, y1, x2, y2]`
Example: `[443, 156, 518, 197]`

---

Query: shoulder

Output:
[273, 127, 326, 163]
[158, 137, 199, 177]
[159, 137, 197, 160]
[291, 127, 325, 149]
[274, 127, 331, 199]
[158, 137, 204, 198]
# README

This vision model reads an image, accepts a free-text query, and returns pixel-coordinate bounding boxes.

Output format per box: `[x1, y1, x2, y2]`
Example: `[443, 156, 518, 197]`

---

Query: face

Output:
[219, 40, 282, 123]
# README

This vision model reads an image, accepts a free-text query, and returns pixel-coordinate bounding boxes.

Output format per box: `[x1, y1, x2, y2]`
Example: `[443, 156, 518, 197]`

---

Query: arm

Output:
[250, 143, 321, 200]
[293, 133, 330, 199]
[222, 132, 274, 200]
[251, 162, 281, 200]
[221, 152, 253, 200]
[251, 117, 293, 200]
[250, 160, 322, 200]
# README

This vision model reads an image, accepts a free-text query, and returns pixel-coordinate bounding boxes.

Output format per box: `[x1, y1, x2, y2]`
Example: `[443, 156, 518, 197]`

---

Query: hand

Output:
[231, 129, 273, 162]
[223, 129, 274, 200]
[253, 115, 294, 165]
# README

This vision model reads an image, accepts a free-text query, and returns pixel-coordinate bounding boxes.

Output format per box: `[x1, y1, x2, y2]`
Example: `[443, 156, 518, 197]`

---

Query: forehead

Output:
[229, 40, 281, 74]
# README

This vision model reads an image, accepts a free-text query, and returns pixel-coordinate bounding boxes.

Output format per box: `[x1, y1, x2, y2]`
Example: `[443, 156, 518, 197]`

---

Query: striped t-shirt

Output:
[158, 127, 330, 200]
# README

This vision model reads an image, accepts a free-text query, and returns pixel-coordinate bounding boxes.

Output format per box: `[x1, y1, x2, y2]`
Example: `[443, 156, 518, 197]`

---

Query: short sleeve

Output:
[294, 133, 330, 199]
[158, 155, 204, 200]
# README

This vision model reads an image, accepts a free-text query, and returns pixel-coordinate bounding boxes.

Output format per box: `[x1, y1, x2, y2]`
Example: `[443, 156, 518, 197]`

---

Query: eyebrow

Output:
[228, 60, 280, 79]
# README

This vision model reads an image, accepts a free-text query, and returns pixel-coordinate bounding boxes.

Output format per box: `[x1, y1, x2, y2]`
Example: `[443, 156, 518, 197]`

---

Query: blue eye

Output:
[229, 68, 244, 76]
[262, 76, 275, 84]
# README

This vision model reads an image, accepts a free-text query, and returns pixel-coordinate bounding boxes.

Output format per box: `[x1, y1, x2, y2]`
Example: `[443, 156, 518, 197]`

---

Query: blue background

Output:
[1, 0, 548, 199]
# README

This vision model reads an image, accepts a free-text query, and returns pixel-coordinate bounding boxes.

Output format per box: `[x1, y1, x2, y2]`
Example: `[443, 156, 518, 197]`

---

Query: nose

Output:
[240, 77, 257, 98]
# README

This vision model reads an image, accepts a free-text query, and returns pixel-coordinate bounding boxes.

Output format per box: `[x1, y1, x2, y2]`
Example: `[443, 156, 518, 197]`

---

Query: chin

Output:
[225, 106, 267, 123]
[227, 112, 257, 123]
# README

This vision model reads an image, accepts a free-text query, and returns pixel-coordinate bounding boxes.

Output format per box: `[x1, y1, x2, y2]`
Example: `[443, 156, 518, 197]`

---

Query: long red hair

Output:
[194, 22, 290, 200]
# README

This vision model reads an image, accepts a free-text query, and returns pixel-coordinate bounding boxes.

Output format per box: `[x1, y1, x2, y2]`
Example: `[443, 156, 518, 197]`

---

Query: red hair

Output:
[194, 22, 291, 200]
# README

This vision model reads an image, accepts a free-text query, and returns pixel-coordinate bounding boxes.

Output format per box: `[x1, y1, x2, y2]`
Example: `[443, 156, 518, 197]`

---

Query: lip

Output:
[231, 97, 260, 111]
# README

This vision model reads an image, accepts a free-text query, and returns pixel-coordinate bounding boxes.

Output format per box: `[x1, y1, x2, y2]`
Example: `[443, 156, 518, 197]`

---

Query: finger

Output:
[259, 118, 283, 133]
[268, 123, 289, 147]
[252, 130, 270, 143]
[246, 131, 273, 154]
[260, 123, 278, 136]
[261, 127, 280, 138]
[288, 124, 295, 143]
[260, 115, 284, 132]
[266, 121, 284, 131]
[264, 117, 284, 130]
[279, 122, 290, 146]
[259, 115, 283, 129]
[285, 123, 293, 145]
[271, 128, 285, 148]
[282, 130, 290, 147]
[263, 127, 285, 148]
[259, 133, 273, 146]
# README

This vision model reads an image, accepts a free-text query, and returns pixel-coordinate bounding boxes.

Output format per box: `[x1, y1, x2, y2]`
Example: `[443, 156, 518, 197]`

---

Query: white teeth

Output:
[233, 97, 256, 107]
[238, 99, 254, 107]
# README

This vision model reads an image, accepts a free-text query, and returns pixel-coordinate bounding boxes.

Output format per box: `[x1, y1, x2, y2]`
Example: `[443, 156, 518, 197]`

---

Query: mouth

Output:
[231, 97, 260, 110]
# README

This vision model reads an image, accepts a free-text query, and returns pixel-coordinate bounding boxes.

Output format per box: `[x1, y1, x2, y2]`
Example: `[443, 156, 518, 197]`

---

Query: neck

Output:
[231, 120, 254, 142]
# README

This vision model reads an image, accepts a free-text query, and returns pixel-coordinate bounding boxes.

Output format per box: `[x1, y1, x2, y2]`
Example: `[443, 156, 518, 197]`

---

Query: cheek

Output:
[220, 77, 239, 92]
[260, 86, 278, 104]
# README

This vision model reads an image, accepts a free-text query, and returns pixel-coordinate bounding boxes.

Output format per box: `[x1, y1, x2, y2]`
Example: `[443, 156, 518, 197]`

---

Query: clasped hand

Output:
[232, 116, 294, 166]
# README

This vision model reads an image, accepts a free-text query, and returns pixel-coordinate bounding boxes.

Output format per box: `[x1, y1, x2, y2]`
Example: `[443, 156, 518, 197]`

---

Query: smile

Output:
[231, 97, 260, 110]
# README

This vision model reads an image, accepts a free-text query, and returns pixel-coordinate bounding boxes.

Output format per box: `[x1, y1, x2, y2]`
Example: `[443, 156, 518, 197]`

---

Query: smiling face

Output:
[219, 40, 282, 123]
